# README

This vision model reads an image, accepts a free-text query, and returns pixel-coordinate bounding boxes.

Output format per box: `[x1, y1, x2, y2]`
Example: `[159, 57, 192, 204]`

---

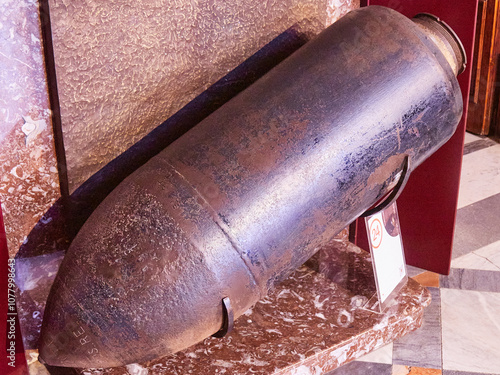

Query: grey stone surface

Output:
[443, 369, 498, 374]
[407, 265, 427, 278]
[328, 361, 393, 375]
[440, 268, 500, 293]
[463, 138, 498, 155]
[393, 287, 442, 368]
[453, 193, 500, 259]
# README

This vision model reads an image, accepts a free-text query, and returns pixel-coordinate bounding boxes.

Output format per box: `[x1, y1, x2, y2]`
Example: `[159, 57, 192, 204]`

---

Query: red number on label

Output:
[369, 218, 383, 249]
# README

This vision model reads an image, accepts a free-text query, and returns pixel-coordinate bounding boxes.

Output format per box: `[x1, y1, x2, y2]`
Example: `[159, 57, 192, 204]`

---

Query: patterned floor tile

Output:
[393, 288, 441, 369]
[412, 272, 440, 287]
[391, 365, 410, 375]
[443, 370, 499, 375]
[393, 365, 412, 375]
[463, 138, 498, 155]
[457, 145, 500, 209]
[357, 343, 393, 364]
[329, 361, 393, 374]
[392, 365, 442, 374]
[441, 289, 500, 374]
[408, 367, 442, 374]
[407, 265, 428, 278]
[463, 132, 483, 144]
[473, 240, 500, 269]
[440, 269, 500, 293]
[453, 193, 500, 259]
[451, 238, 500, 271]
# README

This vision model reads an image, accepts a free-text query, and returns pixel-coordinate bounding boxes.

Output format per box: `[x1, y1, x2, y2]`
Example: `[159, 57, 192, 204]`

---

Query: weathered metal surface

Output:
[39, 6, 464, 368]
[413, 13, 467, 76]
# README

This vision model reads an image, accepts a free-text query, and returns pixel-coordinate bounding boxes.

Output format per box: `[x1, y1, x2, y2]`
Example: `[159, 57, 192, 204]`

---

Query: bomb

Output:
[39, 6, 465, 367]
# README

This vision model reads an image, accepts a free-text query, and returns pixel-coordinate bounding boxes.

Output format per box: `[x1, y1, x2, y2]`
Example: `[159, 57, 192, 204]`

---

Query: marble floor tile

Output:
[412, 272, 440, 287]
[463, 138, 498, 156]
[464, 132, 483, 144]
[444, 371, 499, 375]
[393, 364, 412, 375]
[474, 240, 500, 269]
[457, 145, 500, 209]
[357, 343, 393, 364]
[440, 269, 500, 293]
[393, 288, 441, 369]
[407, 265, 428, 278]
[451, 242, 500, 271]
[453, 193, 500, 259]
[441, 289, 500, 374]
[408, 367, 442, 375]
[329, 361, 393, 374]
[392, 365, 442, 375]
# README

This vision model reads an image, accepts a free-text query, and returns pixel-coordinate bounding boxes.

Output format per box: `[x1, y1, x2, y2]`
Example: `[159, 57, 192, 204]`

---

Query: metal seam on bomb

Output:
[165, 160, 262, 296]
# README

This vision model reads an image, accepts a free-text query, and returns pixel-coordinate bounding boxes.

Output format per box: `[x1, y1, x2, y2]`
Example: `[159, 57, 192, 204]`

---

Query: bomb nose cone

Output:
[38, 243, 157, 368]
[38, 158, 259, 367]
[38, 293, 110, 367]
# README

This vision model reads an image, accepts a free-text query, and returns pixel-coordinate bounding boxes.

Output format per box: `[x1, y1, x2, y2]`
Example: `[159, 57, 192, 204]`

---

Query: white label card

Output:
[365, 201, 408, 311]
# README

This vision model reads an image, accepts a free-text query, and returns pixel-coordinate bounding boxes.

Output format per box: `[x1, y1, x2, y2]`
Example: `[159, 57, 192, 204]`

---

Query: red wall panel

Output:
[356, 0, 478, 274]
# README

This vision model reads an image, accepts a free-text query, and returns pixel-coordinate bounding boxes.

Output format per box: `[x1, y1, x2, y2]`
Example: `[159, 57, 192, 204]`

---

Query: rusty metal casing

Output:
[39, 6, 465, 367]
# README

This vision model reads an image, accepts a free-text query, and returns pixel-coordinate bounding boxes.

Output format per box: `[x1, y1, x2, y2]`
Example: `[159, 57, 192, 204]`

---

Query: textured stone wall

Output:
[0, 0, 61, 256]
[49, 0, 358, 192]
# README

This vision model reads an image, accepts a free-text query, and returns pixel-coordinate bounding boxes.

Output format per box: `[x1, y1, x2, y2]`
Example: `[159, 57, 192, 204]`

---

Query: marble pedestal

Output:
[17, 239, 430, 375]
